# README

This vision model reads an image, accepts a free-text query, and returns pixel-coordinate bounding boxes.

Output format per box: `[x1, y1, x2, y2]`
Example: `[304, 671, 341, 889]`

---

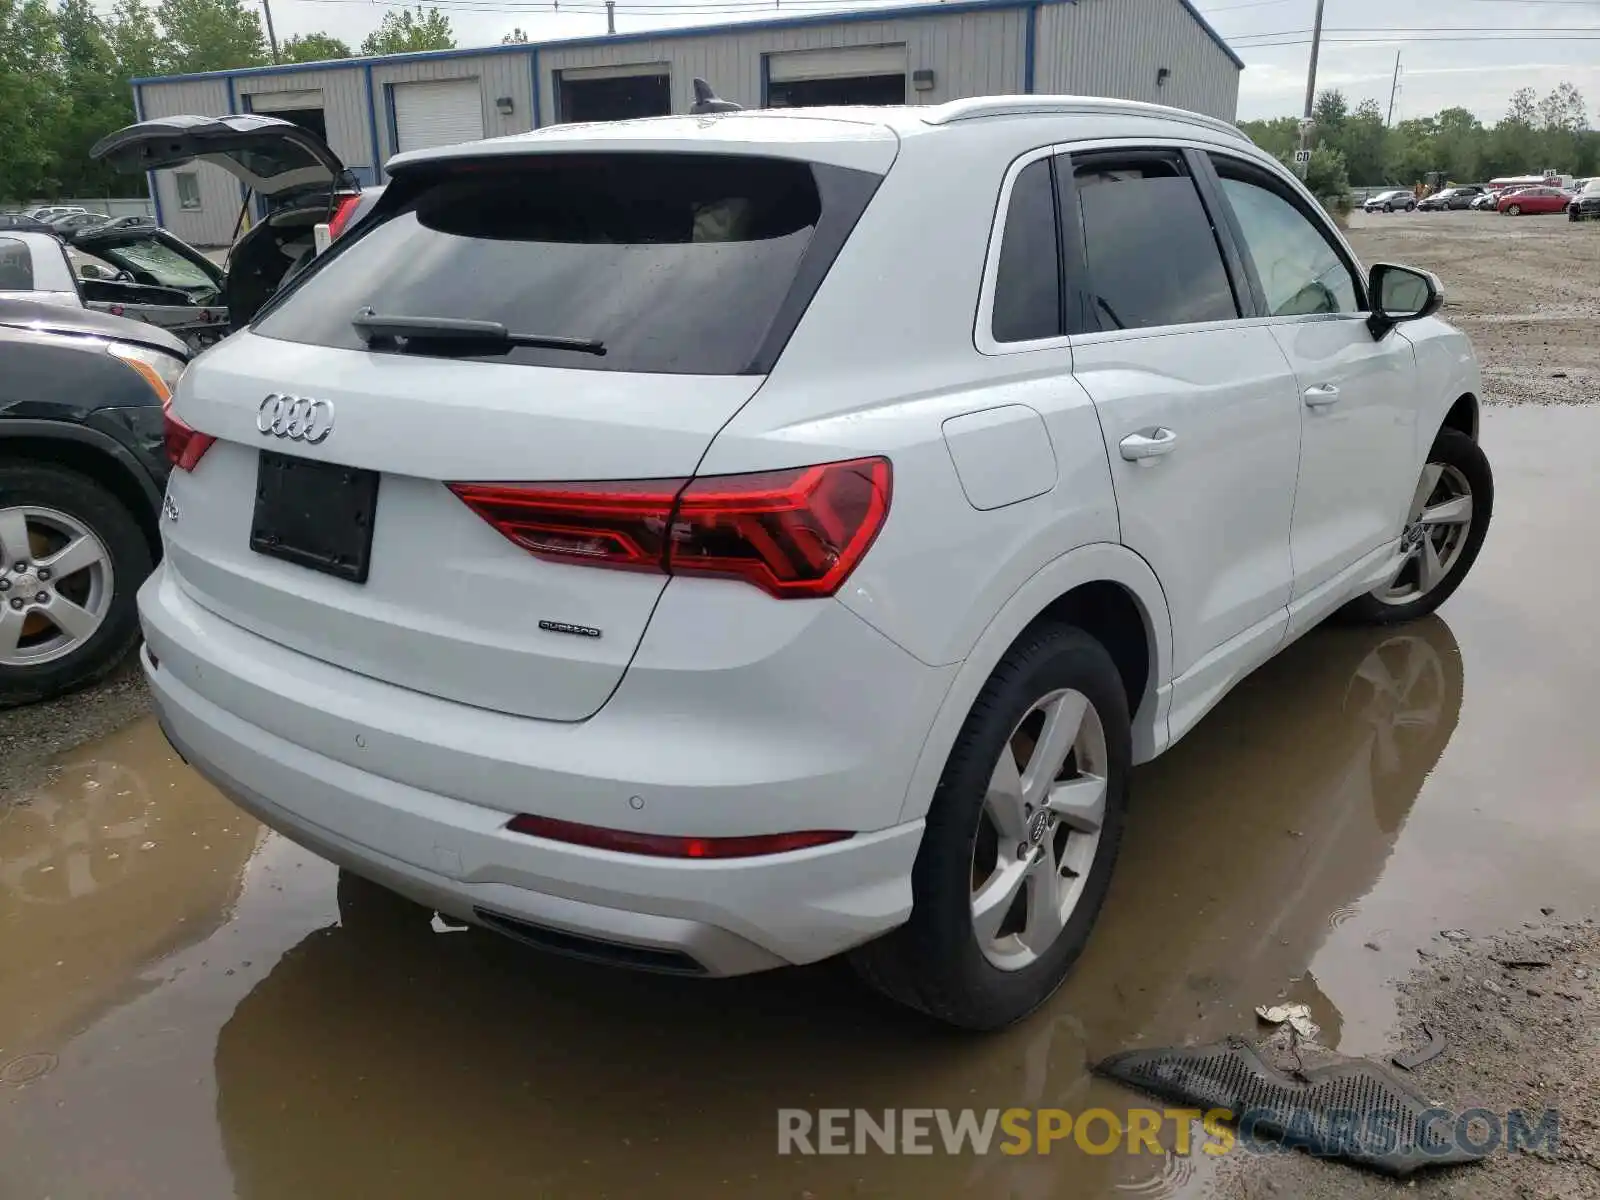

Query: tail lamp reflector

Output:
[449, 456, 891, 599]
[506, 814, 852, 859]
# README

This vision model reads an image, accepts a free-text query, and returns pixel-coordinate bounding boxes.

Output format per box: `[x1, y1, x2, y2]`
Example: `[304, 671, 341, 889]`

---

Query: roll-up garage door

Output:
[766, 45, 907, 82]
[392, 78, 485, 152]
[245, 89, 324, 112]
[766, 45, 907, 108]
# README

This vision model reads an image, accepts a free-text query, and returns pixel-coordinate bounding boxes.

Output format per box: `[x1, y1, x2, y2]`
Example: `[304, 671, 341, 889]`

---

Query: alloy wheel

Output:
[1373, 462, 1474, 606]
[970, 688, 1108, 971]
[0, 506, 115, 667]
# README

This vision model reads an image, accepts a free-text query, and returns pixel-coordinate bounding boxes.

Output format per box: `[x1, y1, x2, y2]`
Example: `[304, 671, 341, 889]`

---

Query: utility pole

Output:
[605, 0, 615, 33]
[261, 0, 279, 62]
[1386, 50, 1402, 126]
[1296, 0, 1326, 175]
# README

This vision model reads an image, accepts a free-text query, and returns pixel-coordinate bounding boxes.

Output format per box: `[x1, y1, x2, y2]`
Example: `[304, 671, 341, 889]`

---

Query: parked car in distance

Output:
[25, 205, 88, 223]
[100, 214, 157, 232]
[138, 96, 1494, 1031]
[64, 221, 230, 352]
[0, 213, 55, 233]
[1363, 189, 1416, 213]
[1499, 186, 1572, 215]
[0, 298, 186, 705]
[1569, 179, 1600, 221]
[1418, 186, 1485, 211]
[48, 211, 111, 235]
[1468, 189, 1503, 210]
[0, 229, 86, 306]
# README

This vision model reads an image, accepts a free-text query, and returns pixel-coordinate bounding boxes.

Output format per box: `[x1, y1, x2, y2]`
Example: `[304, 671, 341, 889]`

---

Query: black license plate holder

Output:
[249, 450, 380, 583]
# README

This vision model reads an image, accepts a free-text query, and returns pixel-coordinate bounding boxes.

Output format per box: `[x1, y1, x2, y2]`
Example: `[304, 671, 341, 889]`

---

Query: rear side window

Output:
[991, 158, 1062, 343]
[1071, 154, 1238, 332]
[255, 153, 880, 375]
[0, 238, 35, 290]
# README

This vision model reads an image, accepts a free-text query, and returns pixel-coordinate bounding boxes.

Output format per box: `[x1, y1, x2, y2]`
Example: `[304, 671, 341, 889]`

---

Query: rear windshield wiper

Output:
[352, 309, 606, 356]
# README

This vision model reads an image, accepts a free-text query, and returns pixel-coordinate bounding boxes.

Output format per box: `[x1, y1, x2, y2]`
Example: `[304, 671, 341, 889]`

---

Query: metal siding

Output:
[1033, 0, 1240, 120]
[372, 51, 534, 161]
[133, 79, 238, 246]
[236, 67, 371, 174]
[536, 10, 1026, 118]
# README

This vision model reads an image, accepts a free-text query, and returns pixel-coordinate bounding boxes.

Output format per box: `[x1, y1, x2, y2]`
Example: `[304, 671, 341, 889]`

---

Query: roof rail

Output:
[923, 95, 1248, 142]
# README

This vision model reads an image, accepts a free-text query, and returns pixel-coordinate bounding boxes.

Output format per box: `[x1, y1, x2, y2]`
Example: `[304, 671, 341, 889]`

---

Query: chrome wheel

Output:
[0, 506, 115, 667]
[1372, 462, 1474, 607]
[970, 688, 1108, 971]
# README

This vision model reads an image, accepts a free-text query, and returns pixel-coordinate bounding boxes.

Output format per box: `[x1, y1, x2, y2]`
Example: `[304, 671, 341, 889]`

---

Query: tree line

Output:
[0, 0, 456, 201]
[1241, 84, 1598, 202]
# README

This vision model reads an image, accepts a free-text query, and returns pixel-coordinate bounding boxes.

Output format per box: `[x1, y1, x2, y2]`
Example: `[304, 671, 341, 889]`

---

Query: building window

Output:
[176, 172, 202, 210]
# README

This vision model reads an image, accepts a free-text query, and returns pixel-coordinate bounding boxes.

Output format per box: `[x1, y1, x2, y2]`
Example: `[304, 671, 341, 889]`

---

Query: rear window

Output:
[255, 153, 881, 375]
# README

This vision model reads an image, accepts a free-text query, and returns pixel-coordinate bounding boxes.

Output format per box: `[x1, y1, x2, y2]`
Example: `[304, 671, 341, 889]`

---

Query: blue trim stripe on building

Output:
[530, 47, 542, 129]
[363, 62, 383, 180]
[131, 0, 1243, 85]
[1023, 2, 1038, 94]
[384, 82, 399, 161]
[131, 84, 163, 230]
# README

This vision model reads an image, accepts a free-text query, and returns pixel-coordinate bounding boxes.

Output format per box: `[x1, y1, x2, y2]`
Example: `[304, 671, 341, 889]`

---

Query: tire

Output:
[1339, 428, 1493, 626]
[1406, 202, 1416, 212]
[850, 624, 1131, 1030]
[0, 460, 152, 707]
[1507, 204, 1521, 216]
[1383, 203, 1393, 213]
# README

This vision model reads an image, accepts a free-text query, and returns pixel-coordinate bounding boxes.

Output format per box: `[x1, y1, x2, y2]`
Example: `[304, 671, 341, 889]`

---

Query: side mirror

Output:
[1367, 263, 1443, 339]
[77, 262, 111, 280]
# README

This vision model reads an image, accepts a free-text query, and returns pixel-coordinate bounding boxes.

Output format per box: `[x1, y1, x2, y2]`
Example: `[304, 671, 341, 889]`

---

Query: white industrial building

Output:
[131, 0, 1244, 245]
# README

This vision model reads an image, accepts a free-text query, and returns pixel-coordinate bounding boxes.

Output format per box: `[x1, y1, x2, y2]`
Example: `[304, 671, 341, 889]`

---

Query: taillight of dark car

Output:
[449, 457, 892, 599]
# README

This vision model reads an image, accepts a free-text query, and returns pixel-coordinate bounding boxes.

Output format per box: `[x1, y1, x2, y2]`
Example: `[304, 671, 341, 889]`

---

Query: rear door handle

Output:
[1303, 384, 1342, 407]
[1119, 427, 1178, 461]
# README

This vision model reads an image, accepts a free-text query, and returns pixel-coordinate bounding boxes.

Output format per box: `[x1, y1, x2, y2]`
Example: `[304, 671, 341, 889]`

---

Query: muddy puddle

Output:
[2, 405, 1597, 1199]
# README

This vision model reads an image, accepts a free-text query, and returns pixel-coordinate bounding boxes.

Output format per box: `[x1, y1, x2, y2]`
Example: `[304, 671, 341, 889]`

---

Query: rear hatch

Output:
[91, 114, 351, 199]
[162, 130, 891, 721]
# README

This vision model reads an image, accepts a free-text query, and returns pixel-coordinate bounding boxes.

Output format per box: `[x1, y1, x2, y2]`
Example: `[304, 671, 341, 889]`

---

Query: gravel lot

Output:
[1343, 209, 1600, 407]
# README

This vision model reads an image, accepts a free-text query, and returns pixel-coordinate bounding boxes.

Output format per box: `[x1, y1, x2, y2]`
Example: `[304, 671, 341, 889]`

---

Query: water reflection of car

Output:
[205, 618, 1463, 1199]
[1362, 189, 1416, 213]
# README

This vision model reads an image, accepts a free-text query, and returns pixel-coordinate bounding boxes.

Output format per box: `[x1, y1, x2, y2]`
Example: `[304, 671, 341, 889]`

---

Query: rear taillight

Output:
[506, 814, 851, 859]
[163, 397, 215, 472]
[449, 456, 891, 599]
[326, 192, 362, 241]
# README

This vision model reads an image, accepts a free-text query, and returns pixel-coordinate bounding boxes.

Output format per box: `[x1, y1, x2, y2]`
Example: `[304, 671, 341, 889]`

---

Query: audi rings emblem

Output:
[257, 394, 335, 444]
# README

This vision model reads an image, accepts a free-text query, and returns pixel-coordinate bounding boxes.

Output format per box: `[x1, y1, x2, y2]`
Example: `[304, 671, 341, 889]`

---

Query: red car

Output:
[1498, 186, 1573, 215]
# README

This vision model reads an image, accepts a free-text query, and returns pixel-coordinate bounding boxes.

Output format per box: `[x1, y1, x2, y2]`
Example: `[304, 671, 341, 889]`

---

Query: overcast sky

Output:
[264, 0, 1600, 124]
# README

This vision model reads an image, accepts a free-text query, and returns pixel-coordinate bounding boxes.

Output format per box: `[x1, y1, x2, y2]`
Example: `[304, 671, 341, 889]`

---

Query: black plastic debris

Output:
[1391, 1023, 1448, 1071]
[1094, 1036, 1486, 1177]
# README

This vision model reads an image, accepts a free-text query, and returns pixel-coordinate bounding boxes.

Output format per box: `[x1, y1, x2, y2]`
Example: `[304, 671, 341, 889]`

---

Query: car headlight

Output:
[106, 341, 188, 402]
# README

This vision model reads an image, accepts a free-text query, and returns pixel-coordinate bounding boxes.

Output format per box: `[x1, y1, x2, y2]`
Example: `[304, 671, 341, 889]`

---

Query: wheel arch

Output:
[1440, 392, 1478, 443]
[0, 424, 164, 561]
[895, 543, 1173, 824]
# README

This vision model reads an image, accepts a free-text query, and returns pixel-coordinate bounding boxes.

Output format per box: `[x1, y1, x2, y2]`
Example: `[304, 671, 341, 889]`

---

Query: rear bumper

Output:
[139, 564, 950, 974]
